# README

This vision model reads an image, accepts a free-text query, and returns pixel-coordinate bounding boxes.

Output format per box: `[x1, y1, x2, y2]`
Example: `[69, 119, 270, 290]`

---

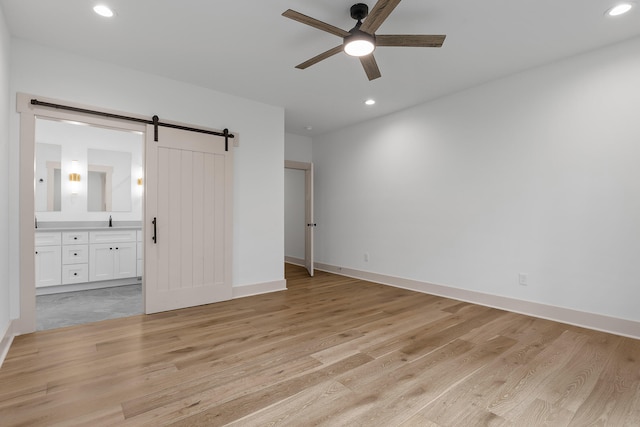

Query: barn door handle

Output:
[152, 217, 157, 244]
[307, 223, 317, 227]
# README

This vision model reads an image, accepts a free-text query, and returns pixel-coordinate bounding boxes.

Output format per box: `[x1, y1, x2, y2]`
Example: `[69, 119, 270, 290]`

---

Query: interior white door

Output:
[305, 163, 314, 277]
[145, 125, 233, 314]
[285, 160, 314, 277]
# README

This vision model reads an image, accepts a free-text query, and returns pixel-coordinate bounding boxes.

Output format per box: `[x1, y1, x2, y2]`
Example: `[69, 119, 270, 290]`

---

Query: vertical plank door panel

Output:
[145, 126, 233, 313]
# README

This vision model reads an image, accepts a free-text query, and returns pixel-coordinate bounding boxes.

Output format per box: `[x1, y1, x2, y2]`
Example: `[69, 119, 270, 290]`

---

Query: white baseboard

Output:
[0, 320, 15, 369]
[36, 278, 141, 295]
[285, 256, 305, 267]
[233, 279, 287, 299]
[315, 262, 640, 340]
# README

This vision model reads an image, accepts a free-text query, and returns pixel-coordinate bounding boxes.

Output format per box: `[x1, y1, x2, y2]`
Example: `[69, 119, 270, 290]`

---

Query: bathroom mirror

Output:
[87, 148, 132, 212]
[35, 143, 62, 212]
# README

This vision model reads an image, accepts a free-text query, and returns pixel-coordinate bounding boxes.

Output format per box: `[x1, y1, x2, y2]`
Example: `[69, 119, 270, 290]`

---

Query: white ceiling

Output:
[2, 0, 639, 136]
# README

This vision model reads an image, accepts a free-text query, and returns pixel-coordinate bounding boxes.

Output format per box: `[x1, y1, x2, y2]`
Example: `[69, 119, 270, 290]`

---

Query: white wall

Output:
[285, 133, 312, 163]
[0, 7, 11, 341]
[9, 39, 285, 319]
[313, 36, 640, 325]
[284, 133, 312, 261]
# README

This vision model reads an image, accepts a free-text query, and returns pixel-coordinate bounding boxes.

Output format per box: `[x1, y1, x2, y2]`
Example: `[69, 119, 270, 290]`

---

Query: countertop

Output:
[35, 221, 142, 232]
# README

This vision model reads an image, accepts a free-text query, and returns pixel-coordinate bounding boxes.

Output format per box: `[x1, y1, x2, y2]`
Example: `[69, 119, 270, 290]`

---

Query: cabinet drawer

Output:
[35, 231, 62, 246]
[62, 231, 89, 245]
[62, 264, 89, 284]
[90, 230, 137, 244]
[62, 244, 89, 265]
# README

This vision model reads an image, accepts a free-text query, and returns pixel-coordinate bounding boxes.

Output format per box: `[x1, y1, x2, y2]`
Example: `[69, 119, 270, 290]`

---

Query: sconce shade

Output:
[69, 173, 81, 182]
[137, 178, 143, 186]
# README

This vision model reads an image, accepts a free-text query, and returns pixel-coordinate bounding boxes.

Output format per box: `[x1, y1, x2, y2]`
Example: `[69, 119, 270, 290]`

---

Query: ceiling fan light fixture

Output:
[344, 31, 376, 57]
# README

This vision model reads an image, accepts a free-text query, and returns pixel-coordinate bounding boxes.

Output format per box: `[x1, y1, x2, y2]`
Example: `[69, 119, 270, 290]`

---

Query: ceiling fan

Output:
[282, 0, 446, 81]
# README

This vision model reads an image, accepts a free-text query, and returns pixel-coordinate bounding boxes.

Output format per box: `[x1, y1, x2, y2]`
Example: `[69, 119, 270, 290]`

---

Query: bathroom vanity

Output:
[34, 117, 144, 295]
[35, 224, 142, 294]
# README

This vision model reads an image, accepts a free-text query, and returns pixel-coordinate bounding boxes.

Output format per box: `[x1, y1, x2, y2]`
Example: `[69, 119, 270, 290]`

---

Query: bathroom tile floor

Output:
[36, 284, 142, 331]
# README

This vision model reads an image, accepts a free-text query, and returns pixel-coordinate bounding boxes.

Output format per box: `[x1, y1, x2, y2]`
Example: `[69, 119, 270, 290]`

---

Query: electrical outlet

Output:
[518, 273, 528, 286]
[364, 252, 369, 262]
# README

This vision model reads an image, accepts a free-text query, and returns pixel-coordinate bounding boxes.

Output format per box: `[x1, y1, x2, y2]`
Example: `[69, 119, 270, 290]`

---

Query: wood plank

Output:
[191, 151, 204, 288]
[202, 152, 215, 285]
[167, 147, 182, 292]
[0, 264, 639, 426]
[180, 149, 194, 290]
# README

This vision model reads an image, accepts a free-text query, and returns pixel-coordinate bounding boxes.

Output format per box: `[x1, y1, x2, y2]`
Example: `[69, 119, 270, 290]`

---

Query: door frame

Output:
[16, 93, 148, 334]
[284, 160, 314, 276]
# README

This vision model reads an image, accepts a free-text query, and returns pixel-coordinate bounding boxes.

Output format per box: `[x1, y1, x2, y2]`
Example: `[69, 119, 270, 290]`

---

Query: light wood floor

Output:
[1, 264, 639, 426]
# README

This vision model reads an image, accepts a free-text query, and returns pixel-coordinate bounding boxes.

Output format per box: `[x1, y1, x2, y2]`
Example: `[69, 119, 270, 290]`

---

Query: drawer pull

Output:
[73, 273, 78, 276]
[74, 237, 78, 240]
[74, 253, 78, 256]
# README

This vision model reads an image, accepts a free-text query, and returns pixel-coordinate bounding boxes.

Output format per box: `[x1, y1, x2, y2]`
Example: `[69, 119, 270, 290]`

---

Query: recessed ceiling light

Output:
[93, 5, 114, 18]
[364, 99, 376, 106]
[606, 3, 633, 16]
[305, 125, 313, 131]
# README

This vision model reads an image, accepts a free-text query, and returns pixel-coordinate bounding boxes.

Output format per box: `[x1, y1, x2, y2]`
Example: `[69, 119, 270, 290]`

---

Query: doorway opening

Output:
[34, 116, 144, 330]
[18, 94, 235, 334]
[284, 160, 314, 277]
[17, 94, 147, 334]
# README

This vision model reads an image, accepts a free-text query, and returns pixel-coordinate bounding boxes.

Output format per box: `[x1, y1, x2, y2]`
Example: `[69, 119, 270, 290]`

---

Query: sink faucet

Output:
[109, 215, 112, 227]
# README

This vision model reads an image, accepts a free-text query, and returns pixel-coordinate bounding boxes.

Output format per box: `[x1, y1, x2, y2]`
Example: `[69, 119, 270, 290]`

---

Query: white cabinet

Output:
[89, 230, 137, 282]
[61, 232, 89, 284]
[62, 244, 89, 265]
[62, 264, 89, 285]
[35, 231, 62, 288]
[90, 230, 137, 244]
[115, 243, 137, 278]
[36, 231, 62, 246]
[37, 228, 140, 289]
[136, 229, 143, 277]
[35, 245, 62, 288]
[62, 231, 89, 245]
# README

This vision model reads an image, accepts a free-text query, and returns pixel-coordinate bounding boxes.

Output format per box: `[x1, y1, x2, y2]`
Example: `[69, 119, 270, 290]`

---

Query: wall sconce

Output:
[137, 166, 143, 192]
[69, 160, 81, 194]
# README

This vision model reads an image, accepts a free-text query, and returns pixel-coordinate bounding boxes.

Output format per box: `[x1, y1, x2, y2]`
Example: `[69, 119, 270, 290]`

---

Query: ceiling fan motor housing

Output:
[344, 29, 376, 49]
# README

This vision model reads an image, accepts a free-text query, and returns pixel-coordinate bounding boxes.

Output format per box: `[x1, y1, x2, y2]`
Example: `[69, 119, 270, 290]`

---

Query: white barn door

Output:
[145, 126, 233, 314]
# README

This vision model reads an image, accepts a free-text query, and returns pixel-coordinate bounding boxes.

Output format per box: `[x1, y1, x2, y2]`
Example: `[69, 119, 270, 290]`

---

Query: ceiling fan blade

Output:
[376, 34, 446, 47]
[360, 55, 381, 81]
[295, 45, 344, 69]
[360, 0, 402, 34]
[283, 9, 350, 38]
